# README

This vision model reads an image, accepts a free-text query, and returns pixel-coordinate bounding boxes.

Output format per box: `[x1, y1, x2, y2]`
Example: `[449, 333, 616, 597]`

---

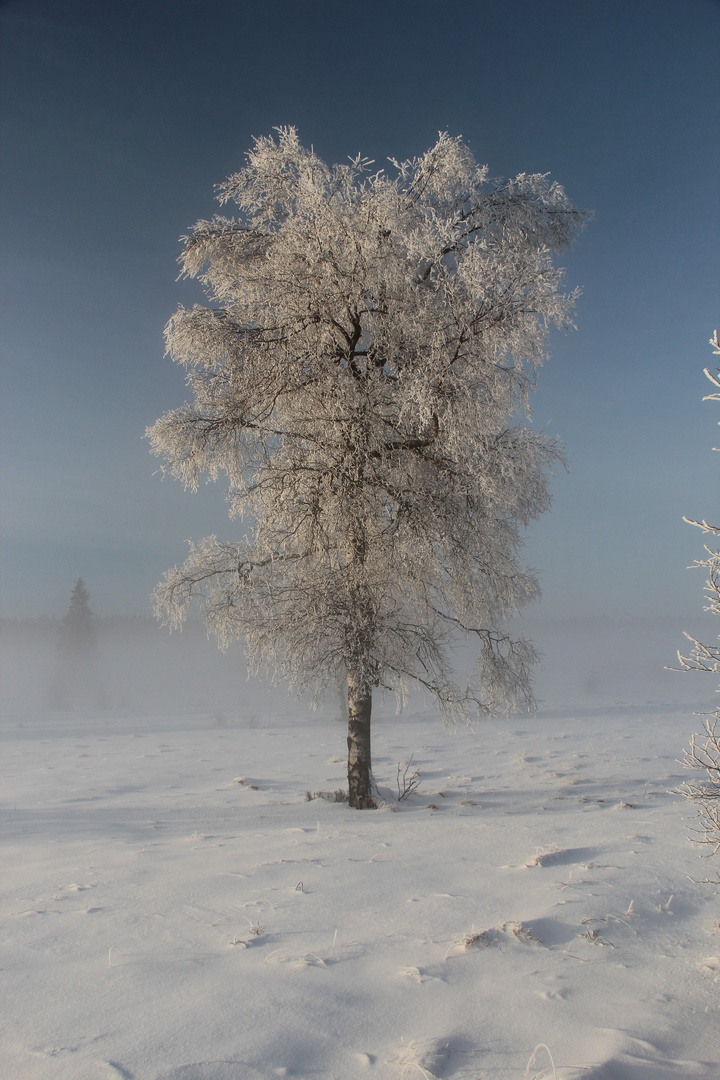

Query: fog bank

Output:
[1, 614, 715, 721]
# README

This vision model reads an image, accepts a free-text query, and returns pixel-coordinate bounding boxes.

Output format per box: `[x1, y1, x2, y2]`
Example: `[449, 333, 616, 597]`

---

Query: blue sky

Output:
[1, 0, 718, 621]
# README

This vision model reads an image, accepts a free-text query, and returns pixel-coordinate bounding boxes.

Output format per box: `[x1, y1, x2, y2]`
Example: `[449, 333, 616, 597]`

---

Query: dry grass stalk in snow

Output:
[523, 1043, 558, 1080]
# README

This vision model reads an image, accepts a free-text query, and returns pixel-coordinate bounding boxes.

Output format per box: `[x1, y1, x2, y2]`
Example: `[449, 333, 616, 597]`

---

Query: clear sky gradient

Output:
[1, 0, 718, 621]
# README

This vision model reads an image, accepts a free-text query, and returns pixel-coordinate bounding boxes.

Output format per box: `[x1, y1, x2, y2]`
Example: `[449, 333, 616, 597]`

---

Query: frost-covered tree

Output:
[677, 331, 720, 876]
[149, 129, 586, 808]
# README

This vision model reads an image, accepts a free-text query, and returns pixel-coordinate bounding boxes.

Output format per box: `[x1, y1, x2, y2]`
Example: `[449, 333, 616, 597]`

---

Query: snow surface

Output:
[3, 683, 720, 1080]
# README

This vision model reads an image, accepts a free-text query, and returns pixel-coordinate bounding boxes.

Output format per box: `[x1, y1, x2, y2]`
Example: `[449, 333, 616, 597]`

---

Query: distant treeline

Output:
[0, 615, 207, 643]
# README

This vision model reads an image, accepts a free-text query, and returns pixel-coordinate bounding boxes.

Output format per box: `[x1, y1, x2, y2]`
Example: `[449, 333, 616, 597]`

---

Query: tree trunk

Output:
[347, 674, 376, 809]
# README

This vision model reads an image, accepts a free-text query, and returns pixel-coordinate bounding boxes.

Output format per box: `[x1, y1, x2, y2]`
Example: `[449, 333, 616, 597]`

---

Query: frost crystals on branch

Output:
[148, 128, 588, 808]
[677, 331, 720, 876]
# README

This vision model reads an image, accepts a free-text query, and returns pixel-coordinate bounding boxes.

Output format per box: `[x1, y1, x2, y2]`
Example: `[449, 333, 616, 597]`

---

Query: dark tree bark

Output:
[347, 674, 376, 809]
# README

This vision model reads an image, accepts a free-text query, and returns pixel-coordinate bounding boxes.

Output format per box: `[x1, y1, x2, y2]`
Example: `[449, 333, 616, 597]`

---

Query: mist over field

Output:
[1, 613, 715, 721]
[0, 618, 274, 719]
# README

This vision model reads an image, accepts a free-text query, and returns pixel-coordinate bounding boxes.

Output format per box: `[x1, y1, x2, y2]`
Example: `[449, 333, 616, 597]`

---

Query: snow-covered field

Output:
[2, 676, 720, 1079]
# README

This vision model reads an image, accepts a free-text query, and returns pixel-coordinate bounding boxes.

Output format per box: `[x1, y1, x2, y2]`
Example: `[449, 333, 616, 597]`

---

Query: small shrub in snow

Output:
[304, 789, 349, 803]
[444, 920, 544, 958]
[396, 756, 421, 801]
